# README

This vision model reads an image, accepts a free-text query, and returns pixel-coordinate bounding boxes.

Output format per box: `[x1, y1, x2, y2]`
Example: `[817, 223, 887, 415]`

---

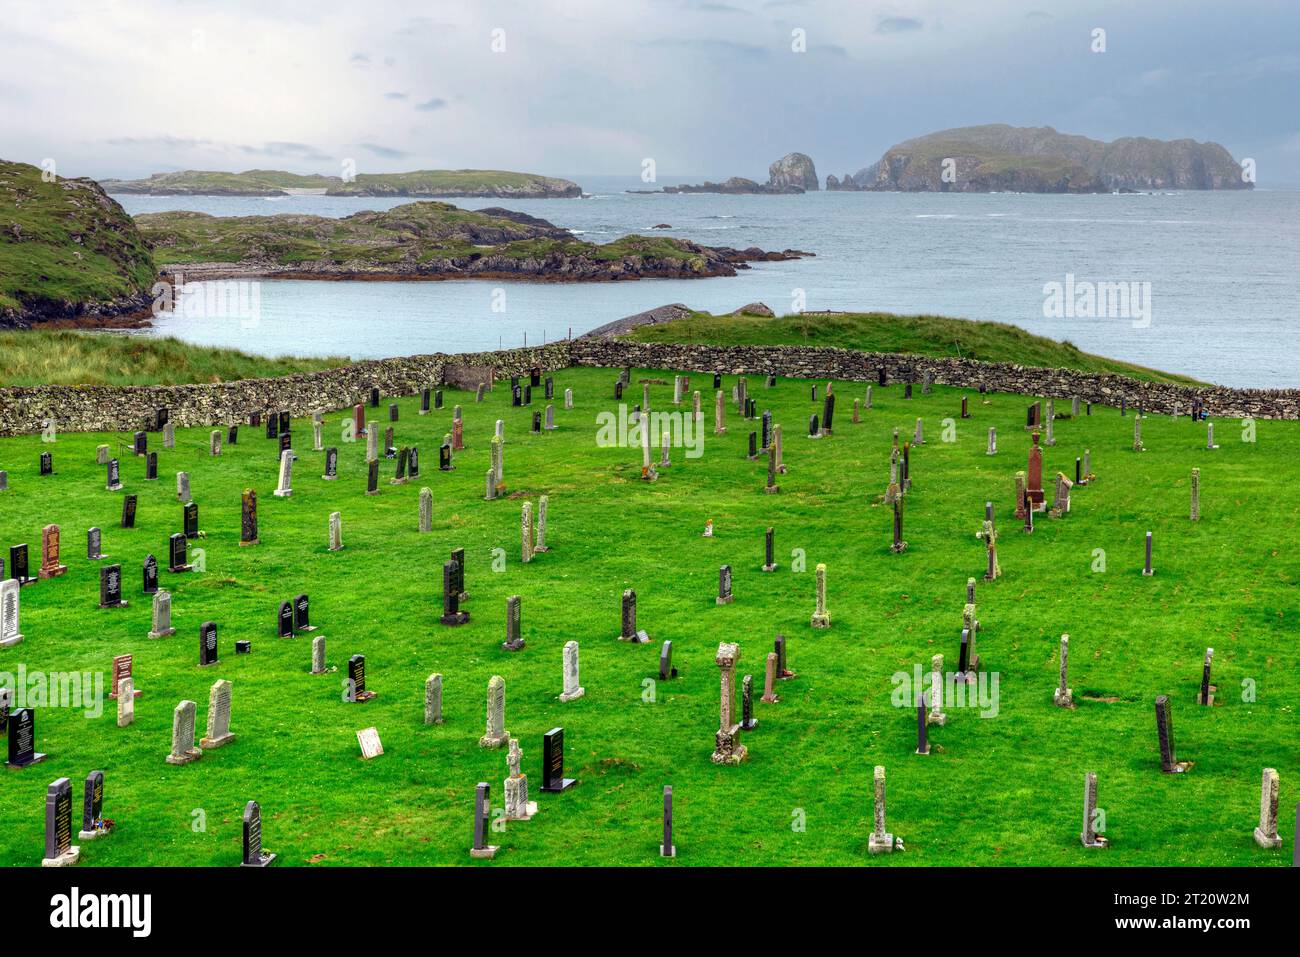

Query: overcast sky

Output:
[2, 0, 1296, 184]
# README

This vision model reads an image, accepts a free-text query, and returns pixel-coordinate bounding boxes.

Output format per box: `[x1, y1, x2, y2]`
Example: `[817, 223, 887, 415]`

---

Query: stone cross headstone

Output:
[504, 737, 537, 821]
[200, 679, 235, 749]
[479, 675, 509, 748]
[559, 640, 585, 701]
[165, 700, 202, 765]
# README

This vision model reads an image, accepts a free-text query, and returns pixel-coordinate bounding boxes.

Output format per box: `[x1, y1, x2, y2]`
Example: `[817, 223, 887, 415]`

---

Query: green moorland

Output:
[0, 366, 1293, 866]
[0, 161, 156, 318]
[0, 331, 348, 387]
[623, 309, 1207, 386]
[137, 203, 712, 272]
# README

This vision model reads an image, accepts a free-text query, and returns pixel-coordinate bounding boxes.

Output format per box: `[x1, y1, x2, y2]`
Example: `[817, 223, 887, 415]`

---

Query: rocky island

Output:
[648, 153, 819, 195]
[827, 125, 1250, 193]
[100, 168, 584, 198]
[137, 201, 812, 283]
[1, 160, 157, 327]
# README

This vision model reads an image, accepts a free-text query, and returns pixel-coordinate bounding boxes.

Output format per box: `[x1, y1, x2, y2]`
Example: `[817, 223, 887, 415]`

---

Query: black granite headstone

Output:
[199, 621, 218, 666]
[540, 727, 576, 792]
[44, 777, 72, 860]
[241, 800, 276, 867]
[121, 495, 137, 529]
[145, 452, 158, 481]
[142, 554, 158, 594]
[277, 601, 294, 638]
[168, 533, 190, 573]
[183, 501, 199, 539]
[294, 594, 314, 632]
[39, 452, 52, 476]
[82, 770, 104, 834]
[6, 708, 45, 767]
[99, 564, 126, 608]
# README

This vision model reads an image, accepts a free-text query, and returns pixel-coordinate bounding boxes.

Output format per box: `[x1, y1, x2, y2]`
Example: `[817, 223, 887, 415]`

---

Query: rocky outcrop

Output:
[580, 303, 695, 339]
[848, 125, 1250, 192]
[768, 153, 819, 191]
[1, 160, 158, 328]
[663, 176, 803, 195]
[732, 302, 774, 317]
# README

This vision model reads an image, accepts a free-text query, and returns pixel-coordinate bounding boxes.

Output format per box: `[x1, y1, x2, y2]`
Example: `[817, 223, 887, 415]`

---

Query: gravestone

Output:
[165, 700, 202, 765]
[168, 533, 190, 573]
[133, 431, 147, 456]
[424, 673, 443, 724]
[347, 654, 376, 702]
[711, 643, 747, 765]
[915, 693, 930, 755]
[200, 679, 235, 749]
[741, 674, 758, 730]
[868, 766, 898, 854]
[323, 447, 338, 481]
[520, 502, 534, 564]
[451, 547, 468, 602]
[183, 501, 200, 539]
[40, 451, 53, 476]
[470, 783, 498, 859]
[618, 588, 650, 642]
[199, 621, 218, 667]
[1143, 530, 1154, 576]
[418, 487, 433, 533]
[534, 496, 550, 553]
[1196, 647, 1216, 705]
[479, 675, 508, 748]
[1026, 433, 1045, 511]
[329, 512, 343, 551]
[366, 459, 379, 495]
[810, 563, 830, 628]
[541, 727, 577, 791]
[149, 590, 176, 638]
[176, 471, 190, 502]
[559, 640, 585, 702]
[775, 634, 796, 680]
[502, 595, 525, 652]
[761, 652, 781, 704]
[441, 560, 469, 625]
[240, 489, 259, 546]
[273, 449, 294, 497]
[99, 564, 127, 609]
[1154, 695, 1191, 773]
[241, 801, 276, 867]
[1054, 635, 1073, 707]
[1081, 772, 1109, 848]
[655, 642, 676, 681]
[145, 452, 157, 481]
[1190, 468, 1200, 522]
[210, 430, 222, 456]
[39, 525, 67, 579]
[120, 494, 138, 531]
[661, 786, 675, 858]
[762, 526, 777, 572]
[228, 425, 239, 445]
[143, 554, 159, 594]
[85, 527, 105, 562]
[0, 579, 23, 647]
[42, 778, 79, 867]
[1254, 768, 1282, 849]
[277, 601, 294, 638]
[10, 544, 33, 586]
[7, 708, 45, 767]
[311, 636, 328, 675]
[105, 459, 122, 492]
[79, 770, 110, 841]
[504, 738, 537, 821]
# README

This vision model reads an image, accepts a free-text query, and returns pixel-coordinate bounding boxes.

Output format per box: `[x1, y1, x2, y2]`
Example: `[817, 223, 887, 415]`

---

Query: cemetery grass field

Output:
[0, 366, 1295, 866]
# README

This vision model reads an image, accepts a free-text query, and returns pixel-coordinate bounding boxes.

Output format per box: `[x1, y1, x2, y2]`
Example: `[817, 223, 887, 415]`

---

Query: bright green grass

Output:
[0, 368, 1292, 866]
[0, 331, 348, 387]
[623, 310, 1206, 386]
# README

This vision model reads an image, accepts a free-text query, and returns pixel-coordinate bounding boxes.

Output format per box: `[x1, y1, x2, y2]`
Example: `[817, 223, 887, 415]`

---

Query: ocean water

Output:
[114, 176, 1300, 387]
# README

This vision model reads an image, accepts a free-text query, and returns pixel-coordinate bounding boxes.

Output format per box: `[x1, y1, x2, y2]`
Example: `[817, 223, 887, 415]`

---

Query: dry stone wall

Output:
[3, 338, 1299, 437]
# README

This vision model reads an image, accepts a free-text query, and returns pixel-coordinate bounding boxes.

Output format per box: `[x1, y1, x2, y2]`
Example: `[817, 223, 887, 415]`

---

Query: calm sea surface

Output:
[114, 176, 1300, 387]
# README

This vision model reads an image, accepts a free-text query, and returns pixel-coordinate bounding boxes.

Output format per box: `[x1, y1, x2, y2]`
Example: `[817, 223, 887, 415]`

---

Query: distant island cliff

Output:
[640, 152, 819, 195]
[826, 125, 1251, 193]
[100, 168, 584, 199]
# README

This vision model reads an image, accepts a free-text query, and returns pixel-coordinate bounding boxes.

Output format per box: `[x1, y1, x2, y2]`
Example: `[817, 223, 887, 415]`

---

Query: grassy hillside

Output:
[622, 310, 1205, 386]
[0, 367, 1291, 866]
[0, 331, 346, 387]
[0, 160, 157, 322]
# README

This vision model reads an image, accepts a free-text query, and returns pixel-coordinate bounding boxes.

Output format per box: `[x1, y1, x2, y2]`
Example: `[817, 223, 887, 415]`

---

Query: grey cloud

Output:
[877, 17, 923, 34]
[360, 143, 411, 159]
[414, 97, 448, 112]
